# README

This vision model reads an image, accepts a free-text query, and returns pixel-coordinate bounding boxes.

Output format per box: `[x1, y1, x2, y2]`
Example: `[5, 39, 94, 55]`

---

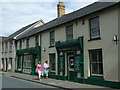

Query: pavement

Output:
[0, 71, 108, 89]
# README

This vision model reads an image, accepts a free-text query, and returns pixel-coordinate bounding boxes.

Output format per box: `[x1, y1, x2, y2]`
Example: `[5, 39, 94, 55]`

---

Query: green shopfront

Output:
[15, 46, 41, 75]
[55, 37, 84, 82]
[53, 36, 120, 89]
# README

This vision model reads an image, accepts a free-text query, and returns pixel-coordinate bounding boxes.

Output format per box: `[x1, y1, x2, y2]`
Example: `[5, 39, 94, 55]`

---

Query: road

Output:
[2, 75, 58, 88]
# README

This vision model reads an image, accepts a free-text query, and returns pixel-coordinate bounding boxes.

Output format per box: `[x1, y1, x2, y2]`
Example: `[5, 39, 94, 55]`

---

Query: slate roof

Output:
[4, 20, 42, 42]
[16, 2, 119, 40]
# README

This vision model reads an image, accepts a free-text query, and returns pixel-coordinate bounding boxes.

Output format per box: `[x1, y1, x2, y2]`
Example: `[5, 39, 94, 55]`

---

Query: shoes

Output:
[39, 78, 41, 81]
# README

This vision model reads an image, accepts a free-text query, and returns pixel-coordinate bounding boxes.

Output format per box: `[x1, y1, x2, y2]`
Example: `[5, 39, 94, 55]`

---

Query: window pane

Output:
[26, 39, 29, 48]
[91, 51, 97, 62]
[49, 54, 55, 71]
[90, 49, 103, 75]
[91, 63, 99, 74]
[98, 50, 102, 62]
[99, 63, 103, 74]
[50, 31, 55, 46]
[91, 28, 100, 37]
[35, 36, 39, 46]
[66, 25, 73, 41]
[90, 17, 100, 38]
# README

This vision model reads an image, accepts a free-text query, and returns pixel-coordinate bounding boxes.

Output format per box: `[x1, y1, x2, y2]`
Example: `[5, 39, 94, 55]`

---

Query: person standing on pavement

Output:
[44, 60, 49, 78]
[36, 61, 42, 81]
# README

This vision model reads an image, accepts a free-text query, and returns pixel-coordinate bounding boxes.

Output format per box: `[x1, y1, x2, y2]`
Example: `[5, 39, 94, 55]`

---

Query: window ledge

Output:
[88, 37, 101, 41]
[49, 45, 55, 48]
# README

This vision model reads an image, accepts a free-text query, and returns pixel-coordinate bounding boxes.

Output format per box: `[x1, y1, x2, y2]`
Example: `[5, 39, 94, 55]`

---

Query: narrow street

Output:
[2, 75, 58, 88]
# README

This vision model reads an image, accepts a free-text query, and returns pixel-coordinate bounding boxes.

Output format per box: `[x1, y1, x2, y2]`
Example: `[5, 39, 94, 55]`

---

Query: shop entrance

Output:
[67, 52, 77, 81]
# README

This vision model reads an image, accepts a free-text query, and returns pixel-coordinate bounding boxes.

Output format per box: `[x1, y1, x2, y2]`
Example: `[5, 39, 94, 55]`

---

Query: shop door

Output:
[67, 55, 76, 81]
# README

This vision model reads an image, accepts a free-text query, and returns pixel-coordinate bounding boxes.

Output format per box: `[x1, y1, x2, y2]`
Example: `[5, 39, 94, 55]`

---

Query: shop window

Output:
[66, 25, 73, 41]
[89, 49, 103, 76]
[50, 31, 55, 46]
[49, 53, 56, 71]
[23, 54, 32, 73]
[89, 17, 100, 39]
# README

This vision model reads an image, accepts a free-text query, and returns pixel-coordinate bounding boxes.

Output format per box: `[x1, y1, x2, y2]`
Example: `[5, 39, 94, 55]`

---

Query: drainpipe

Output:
[40, 33, 42, 62]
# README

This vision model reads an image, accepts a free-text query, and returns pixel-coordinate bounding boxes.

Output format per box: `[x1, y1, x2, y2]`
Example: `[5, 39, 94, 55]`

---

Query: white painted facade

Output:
[0, 20, 44, 72]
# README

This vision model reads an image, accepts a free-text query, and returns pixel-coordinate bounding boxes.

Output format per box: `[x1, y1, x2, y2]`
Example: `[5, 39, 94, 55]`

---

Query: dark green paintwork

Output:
[15, 46, 41, 75]
[56, 37, 84, 82]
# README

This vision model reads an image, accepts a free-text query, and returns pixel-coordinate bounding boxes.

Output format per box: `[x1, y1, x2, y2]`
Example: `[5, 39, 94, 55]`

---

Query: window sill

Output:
[88, 37, 101, 41]
[49, 45, 55, 48]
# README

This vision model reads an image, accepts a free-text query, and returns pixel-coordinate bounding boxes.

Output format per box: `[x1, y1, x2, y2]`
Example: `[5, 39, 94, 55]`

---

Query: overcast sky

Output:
[0, 0, 98, 37]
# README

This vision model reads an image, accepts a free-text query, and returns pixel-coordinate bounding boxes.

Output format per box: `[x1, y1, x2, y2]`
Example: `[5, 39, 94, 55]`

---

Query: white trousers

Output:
[38, 70, 43, 79]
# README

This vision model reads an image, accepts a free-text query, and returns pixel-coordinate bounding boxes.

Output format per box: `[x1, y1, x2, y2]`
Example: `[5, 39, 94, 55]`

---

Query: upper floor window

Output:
[9, 41, 13, 51]
[2, 43, 4, 52]
[19, 41, 22, 49]
[66, 25, 73, 41]
[89, 49, 103, 76]
[26, 38, 29, 48]
[50, 31, 55, 46]
[5, 42, 8, 52]
[35, 35, 39, 46]
[89, 17, 100, 39]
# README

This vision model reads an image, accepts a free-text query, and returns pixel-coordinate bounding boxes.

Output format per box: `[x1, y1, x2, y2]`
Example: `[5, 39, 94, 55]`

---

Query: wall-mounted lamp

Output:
[113, 35, 119, 45]
[42, 47, 46, 52]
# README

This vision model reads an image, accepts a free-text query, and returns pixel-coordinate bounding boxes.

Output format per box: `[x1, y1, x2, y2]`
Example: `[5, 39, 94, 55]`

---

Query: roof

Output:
[16, 2, 119, 40]
[4, 20, 44, 42]
[16, 25, 45, 39]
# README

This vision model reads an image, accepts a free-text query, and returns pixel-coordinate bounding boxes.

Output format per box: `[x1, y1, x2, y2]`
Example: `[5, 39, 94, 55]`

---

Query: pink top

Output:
[36, 64, 42, 71]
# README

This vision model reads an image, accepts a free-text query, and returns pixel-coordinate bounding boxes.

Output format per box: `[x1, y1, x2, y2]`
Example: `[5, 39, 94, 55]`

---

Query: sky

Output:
[0, 0, 99, 37]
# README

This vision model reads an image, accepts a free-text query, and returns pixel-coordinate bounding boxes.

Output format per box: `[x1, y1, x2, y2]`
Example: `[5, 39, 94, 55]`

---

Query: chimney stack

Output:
[57, 1, 65, 17]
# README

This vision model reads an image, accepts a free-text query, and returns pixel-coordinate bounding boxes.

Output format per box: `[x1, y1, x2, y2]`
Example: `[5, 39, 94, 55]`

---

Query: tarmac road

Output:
[2, 75, 58, 88]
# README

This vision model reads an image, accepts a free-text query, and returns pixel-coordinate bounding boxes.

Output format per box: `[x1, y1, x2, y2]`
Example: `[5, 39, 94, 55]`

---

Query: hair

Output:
[45, 60, 48, 64]
[38, 61, 40, 64]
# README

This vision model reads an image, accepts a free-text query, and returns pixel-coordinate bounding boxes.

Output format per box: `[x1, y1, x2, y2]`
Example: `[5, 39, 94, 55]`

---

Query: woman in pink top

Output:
[36, 61, 42, 81]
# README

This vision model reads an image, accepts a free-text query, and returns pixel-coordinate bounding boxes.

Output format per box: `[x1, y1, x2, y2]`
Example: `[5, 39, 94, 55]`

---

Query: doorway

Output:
[67, 54, 76, 81]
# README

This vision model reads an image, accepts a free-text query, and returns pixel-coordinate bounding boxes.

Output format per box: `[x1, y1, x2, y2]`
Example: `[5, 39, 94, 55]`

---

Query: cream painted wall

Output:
[99, 7, 118, 82]
[29, 36, 35, 48]
[118, 5, 120, 82]
[41, 31, 50, 66]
